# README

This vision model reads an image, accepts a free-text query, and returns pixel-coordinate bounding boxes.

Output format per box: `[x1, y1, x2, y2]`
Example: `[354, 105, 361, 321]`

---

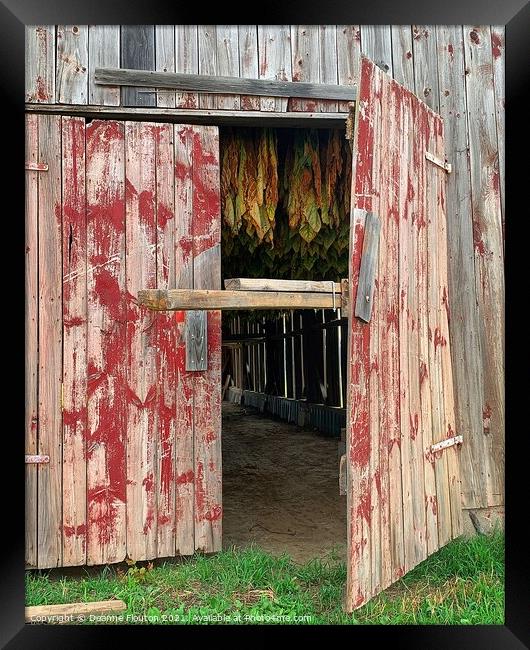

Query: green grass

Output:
[25, 532, 504, 625]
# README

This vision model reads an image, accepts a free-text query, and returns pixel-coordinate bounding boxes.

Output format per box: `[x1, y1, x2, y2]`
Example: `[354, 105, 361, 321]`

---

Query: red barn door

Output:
[345, 57, 462, 610]
[25, 116, 222, 568]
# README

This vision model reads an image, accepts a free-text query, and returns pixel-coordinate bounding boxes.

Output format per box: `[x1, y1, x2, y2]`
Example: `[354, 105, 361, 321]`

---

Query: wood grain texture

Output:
[491, 26, 505, 237]
[26, 25, 55, 103]
[238, 25, 259, 110]
[360, 25, 393, 76]
[155, 25, 176, 108]
[56, 25, 88, 104]
[224, 278, 342, 293]
[412, 26, 440, 111]
[86, 120, 127, 565]
[290, 25, 321, 112]
[463, 25, 505, 507]
[216, 25, 240, 110]
[319, 25, 339, 112]
[37, 114, 62, 568]
[185, 311, 208, 371]
[175, 25, 199, 108]
[336, 25, 361, 112]
[391, 25, 414, 90]
[191, 126, 222, 553]
[88, 26, 120, 106]
[354, 211, 380, 322]
[257, 25, 292, 111]
[25, 114, 39, 567]
[198, 26, 218, 109]
[61, 116, 87, 566]
[120, 25, 155, 107]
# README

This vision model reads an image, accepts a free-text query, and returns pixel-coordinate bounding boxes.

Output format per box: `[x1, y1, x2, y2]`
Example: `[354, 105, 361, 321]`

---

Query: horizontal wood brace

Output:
[25, 454, 50, 464]
[430, 435, 463, 453]
[25, 162, 48, 171]
[425, 150, 452, 173]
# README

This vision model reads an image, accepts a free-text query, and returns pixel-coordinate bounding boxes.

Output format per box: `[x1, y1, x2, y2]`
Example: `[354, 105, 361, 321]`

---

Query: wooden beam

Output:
[354, 211, 381, 323]
[225, 278, 342, 293]
[25, 103, 348, 128]
[95, 67, 357, 101]
[25, 600, 126, 621]
[138, 289, 345, 311]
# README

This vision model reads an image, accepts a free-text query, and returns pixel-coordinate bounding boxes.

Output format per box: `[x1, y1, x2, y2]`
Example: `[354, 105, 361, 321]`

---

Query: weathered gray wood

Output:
[225, 278, 342, 293]
[155, 25, 176, 107]
[339, 454, 347, 496]
[88, 25, 120, 106]
[354, 211, 381, 323]
[175, 25, 199, 108]
[185, 310, 208, 371]
[257, 25, 292, 111]
[360, 25, 393, 75]
[120, 26, 155, 106]
[412, 25, 440, 111]
[216, 25, 240, 110]
[290, 26, 321, 112]
[95, 68, 357, 101]
[238, 25, 259, 110]
[319, 25, 339, 112]
[138, 289, 346, 311]
[26, 25, 55, 103]
[198, 26, 218, 109]
[336, 25, 361, 112]
[26, 102, 348, 127]
[391, 25, 414, 90]
[56, 25, 88, 104]
[491, 25, 505, 232]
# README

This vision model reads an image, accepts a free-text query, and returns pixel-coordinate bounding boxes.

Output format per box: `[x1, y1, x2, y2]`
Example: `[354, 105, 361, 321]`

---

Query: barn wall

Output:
[25, 24, 504, 509]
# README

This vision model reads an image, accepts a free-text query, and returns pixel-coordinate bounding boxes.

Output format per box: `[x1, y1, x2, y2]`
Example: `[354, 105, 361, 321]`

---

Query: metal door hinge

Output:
[25, 162, 48, 171]
[25, 455, 50, 464]
[425, 151, 452, 173]
[430, 435, 463, 453]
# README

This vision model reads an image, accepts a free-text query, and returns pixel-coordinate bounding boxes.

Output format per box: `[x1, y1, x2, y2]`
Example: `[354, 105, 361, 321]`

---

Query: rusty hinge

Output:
[25, 455, 49, 464]
[430, 435, 463, 454]
[25, 162, 48, 171]
[425, 151, 452, 173]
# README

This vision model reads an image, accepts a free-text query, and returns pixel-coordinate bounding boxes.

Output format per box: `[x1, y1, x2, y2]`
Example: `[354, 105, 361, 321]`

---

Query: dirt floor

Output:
[222, 402, 347, 564]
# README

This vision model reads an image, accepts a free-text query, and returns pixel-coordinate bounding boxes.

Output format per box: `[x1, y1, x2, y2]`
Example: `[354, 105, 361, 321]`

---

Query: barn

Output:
[25, 25, 504, 612]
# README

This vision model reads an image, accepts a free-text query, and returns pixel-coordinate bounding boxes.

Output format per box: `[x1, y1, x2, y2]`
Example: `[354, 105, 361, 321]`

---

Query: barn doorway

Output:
[219, 126, 351, 562]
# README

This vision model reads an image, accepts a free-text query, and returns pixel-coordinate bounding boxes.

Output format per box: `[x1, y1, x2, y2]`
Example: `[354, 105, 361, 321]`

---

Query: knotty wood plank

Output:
[25, 114, 39, 567]
[224, 278, 342, 293]
[56, 25, 88, 104]
[138, 289, 344, 311]
[360, 26, 393, 76]
[415, 100, 439, 555]
[216, 25, 240, 110]
[463, 25, 504, 507]
[37, 114, 62, 568]
[175, 25, 199, 108]
[61, 116, 87, 566]
[257, 25, 292, 111]
[125, 121, 158, 561]
[26, 25, 55, 103]
[185, 311, 208, 371]
[354, 212, 380, 322]
[155, 25, 176, 108]
[391, 26, 414, 90]
[88, 26, 120, 106]
[290, 25, 321, 112]
[154, 122, 177, 558]
[336, 25, 361, 112]
[26, 600, 126, 621]
[319, 25, 339, 112]
[436, 25, 485, 510]
[412, 25, 440, 112]
[192, 126, 222, 553]
[173, 125, 195, 555]
[121, 26, 155, 107]
[198, 26, 218, 110]
[238, 25, 259, 110]
[491, 26, 505, 240]
[86, 120, 126, 565]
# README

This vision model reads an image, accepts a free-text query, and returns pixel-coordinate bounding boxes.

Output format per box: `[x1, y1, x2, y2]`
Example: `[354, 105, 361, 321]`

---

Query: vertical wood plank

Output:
[198, 26, 218, 110]
[412, 25, 440, 112]
[391, 25, 414, 90]
[25, 114, 39, 567]
[290, 25, 320, 112]
[238, 25, 259, 110]
[37, 113, 62, 567]
[155, 122, 177, 557]
[436, 25, 486, 509]
[88, 25, 120, 106]
[125, 121, 158, 560]
[257, 25, 292, 112]
[86, 120, 126, 565]
[360, 25, 393, 76]
[61, 116, 87, 566]
[174, 125, 195, 554]
[463, 25, 505, 507]
[155, 25, 176, 108]
[192, 126, 222, 552]
[319, 25, 339, 112]
[491, 26, 505, 237]
[216, 25, 240, 110]
[121, 25, 156, 107]
[175, 26, 199, 108]
[336, 25, 361, 112]
[26, 25, 55, 103]
[56, 25, 88, 104]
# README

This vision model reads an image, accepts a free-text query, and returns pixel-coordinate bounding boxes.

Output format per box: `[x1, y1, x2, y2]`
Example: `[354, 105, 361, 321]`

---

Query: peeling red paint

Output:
[204, 505, 222, 522]
[419, 361, 428, 386]
[470, 29, 480, 45]
[434, 328, 446, 349]
[357, 483, 372, 525]
[447, 43, 454, 57]
[483, 403, 492, 430]
[205, 430, 217, 444]
[176, 470, 194, 485]
[195, 461, 205, 512]
[63, 524, 87, 538]
[410, 413, 419, 440]
[491, 32, 502, 58]
[472, 219, 486, 255]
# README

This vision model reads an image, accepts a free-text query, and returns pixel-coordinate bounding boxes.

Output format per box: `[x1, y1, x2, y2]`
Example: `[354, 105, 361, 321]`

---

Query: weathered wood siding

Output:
[25, 25, 504, 510]
[25, 114, 221, 568]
